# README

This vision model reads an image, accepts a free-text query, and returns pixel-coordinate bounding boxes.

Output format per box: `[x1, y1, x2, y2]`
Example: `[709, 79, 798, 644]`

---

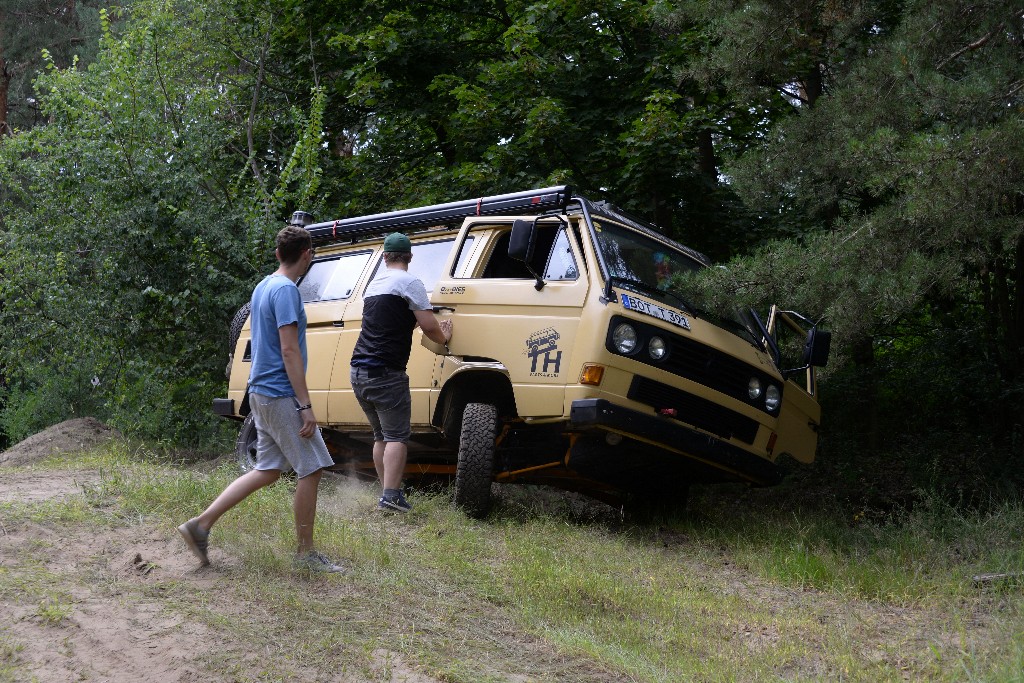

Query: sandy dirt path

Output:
[0, 419, 440, 683]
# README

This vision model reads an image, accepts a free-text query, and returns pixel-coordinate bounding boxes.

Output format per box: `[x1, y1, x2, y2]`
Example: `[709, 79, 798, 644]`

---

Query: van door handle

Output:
[333, 321, 345, 327]
[432, 306, 455, 313]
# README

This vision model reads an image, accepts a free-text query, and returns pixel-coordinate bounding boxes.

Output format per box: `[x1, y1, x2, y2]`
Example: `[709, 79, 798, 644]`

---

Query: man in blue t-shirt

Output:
[178, 226, 343, 572]
[351, 232, 452, 512]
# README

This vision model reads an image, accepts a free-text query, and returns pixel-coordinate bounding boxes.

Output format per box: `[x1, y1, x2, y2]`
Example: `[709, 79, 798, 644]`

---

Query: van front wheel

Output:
[454, 403, 497, 518]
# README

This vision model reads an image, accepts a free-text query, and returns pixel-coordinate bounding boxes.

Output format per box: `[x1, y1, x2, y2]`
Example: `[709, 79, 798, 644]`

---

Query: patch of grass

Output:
[0, 555, 73, 606]
[34, 596, 73, 625]
[0, 632, 28, 683]
[487, 517, 817, 681]
[677, 488, 1024, 605]
[0, 494, 110, 528]
[12, 442, 1023, 682]
[33, 497, 110, 526]
[960, 621, 1024, 683]
[36, 445, 134, 471]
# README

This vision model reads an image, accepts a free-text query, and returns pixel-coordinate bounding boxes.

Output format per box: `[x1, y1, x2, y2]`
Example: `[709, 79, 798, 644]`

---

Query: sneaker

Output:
[377, 494, 412, 513]
[294, 550, 347, 574]
[177, 518, 210, 567]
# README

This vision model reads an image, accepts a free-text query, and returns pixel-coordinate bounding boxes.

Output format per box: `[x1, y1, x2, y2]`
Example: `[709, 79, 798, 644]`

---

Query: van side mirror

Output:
[507, 219, 545, 290]
[508, 219, 536, 263]
[802, 328, 831, 368]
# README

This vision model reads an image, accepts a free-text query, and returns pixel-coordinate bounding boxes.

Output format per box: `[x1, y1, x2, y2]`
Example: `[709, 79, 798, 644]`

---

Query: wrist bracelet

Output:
[296, 403, 312, 412]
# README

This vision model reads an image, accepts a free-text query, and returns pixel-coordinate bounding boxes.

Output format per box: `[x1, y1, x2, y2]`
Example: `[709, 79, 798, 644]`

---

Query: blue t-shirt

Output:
[247, 274, 306, 397]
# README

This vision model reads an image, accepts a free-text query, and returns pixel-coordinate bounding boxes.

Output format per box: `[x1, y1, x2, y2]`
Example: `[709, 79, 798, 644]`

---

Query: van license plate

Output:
[620, 294, 691, 330]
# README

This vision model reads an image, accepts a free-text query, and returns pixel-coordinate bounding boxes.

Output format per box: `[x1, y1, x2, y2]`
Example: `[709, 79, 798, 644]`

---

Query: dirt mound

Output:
[0, 417, 123, 467]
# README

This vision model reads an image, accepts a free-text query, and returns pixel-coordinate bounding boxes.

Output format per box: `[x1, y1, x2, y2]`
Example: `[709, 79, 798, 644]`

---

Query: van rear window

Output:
[298, 250, 373, 302]
[367, 237, 471, 292]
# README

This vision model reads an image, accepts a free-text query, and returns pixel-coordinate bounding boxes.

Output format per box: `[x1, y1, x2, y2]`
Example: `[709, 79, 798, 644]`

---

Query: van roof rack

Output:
[292, 186, 573, 243]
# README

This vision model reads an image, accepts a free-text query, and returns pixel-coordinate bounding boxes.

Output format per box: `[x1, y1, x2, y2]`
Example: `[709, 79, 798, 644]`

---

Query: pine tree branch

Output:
[777, 85, 808, 106]
[935, 23, 1002, 71]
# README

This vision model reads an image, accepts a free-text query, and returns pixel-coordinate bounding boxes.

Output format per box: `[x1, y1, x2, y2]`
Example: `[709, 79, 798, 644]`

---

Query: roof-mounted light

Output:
[289, 211, 315, 227]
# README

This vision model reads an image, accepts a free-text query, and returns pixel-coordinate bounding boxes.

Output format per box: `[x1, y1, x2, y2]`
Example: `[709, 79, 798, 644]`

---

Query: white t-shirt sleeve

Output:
[403, 276, 431, 311]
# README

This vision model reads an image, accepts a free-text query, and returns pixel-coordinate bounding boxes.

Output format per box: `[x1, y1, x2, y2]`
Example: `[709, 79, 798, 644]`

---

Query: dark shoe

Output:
[377, 494, 412, 513]
[294, 550, 347, 574]
[177, 518, 210, 567]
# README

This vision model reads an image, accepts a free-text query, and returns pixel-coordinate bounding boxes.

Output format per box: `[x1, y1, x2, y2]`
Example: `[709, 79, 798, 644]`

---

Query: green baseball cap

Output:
[383, 232, 412, 253]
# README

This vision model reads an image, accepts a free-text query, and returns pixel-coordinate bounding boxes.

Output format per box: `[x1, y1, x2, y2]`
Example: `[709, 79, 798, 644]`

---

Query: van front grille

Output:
[606, 315, 780, 415]
[627, 376, 759, 444]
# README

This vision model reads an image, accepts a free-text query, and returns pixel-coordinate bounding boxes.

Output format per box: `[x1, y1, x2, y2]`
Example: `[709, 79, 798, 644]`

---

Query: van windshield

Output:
[592, 219, 759, 345]
[592, 219, 703, 295]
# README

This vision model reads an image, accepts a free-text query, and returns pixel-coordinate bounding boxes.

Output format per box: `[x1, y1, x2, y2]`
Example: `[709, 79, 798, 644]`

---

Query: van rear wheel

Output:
[228, 302, 251, 353]
[226, 302, 251, 378]
[454, 403, 497, 518]
[236, 414, 258, 473]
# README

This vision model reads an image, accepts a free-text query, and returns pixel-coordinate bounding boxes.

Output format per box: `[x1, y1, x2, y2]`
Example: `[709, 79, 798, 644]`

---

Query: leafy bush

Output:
[0, 2, 327, 451]
[0, 367, 103, 445]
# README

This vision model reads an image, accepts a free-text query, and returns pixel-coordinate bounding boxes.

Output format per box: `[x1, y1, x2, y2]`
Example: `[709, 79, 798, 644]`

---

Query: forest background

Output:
[0, 0, 1021, 511]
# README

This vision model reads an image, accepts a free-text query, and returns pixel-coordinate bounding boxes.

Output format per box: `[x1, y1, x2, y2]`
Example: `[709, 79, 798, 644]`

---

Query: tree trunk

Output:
[800, 64, 823, 108]
[696, 128, 717, 181]
[0, 57, 9, 136]
[0, 12, 8, 136]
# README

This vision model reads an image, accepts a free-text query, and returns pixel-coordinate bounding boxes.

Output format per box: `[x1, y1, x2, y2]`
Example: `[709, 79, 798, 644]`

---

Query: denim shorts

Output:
[250, 393, 333, 478]
[350, 367, 412, 443]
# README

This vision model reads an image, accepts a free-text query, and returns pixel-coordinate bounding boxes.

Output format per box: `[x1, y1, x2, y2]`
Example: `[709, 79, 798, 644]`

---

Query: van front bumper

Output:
[568, 398, 782, 486]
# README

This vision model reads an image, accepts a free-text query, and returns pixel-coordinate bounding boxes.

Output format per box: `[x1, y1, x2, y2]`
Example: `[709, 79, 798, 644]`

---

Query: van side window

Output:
[451, 236, 476, 277]
[298, 250, 373, 302]
[481, 232, 529, 278]
[481, 226, 578, 281]
[367, 237, 469, 293]
[543, 228, 578, 280]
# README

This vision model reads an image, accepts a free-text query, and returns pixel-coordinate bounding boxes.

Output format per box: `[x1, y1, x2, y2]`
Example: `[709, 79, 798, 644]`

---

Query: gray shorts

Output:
[250, 393, 334, 478]
[350, 367, 412, 443]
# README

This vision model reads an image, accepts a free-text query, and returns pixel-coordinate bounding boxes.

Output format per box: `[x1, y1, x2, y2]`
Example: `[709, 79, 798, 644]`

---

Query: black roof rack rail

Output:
[294, 185, 573, 243]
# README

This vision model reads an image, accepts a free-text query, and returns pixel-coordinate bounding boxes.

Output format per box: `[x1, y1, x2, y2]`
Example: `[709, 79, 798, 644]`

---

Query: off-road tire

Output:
[454, 403, 497, 518]
[226, 302, 251, 378]
[235, 413, 258, 473]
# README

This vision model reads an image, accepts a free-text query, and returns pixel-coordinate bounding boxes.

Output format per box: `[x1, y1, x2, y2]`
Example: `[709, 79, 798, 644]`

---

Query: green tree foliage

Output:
[272, 0, 767, 258]
[691, 0, 1022, 361]
[1, 0, 1020, 502]
[0, 0, 327, 446]
[685, 0, 1024, 499]
[0, 0, 122, 135]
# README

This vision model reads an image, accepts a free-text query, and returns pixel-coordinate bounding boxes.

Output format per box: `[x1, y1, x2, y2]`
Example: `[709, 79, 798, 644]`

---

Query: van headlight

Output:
[648, 336, 667, 360]
[748, 377, 763, 400]
[765, 384, 781, 412]
[612, 323, 638, 354]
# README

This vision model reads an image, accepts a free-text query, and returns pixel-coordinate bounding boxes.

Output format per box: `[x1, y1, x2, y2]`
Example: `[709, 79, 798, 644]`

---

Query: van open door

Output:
[766, 307, 831, 463]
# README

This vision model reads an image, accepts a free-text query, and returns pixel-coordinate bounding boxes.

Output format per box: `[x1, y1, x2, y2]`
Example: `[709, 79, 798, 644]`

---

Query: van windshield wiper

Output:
[604, 275, 698, 318]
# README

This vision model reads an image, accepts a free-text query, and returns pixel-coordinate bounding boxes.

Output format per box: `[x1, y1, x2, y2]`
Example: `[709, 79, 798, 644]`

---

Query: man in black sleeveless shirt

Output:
[351, 232, 452, 512]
